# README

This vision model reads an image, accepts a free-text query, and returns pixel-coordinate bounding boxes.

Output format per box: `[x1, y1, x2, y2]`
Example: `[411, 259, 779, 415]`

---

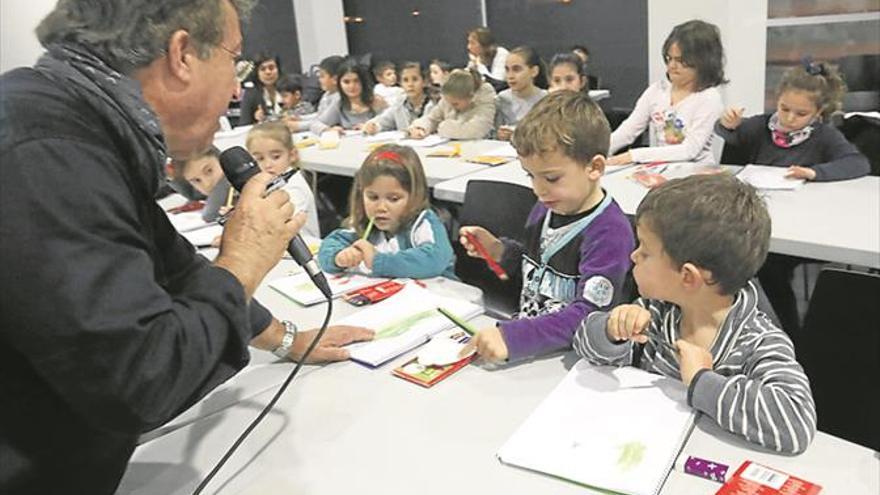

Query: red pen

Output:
[464, 232, 509, 280]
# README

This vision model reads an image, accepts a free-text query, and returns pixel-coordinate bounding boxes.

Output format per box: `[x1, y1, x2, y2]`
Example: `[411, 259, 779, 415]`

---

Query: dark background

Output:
[241, 0, 649, 110]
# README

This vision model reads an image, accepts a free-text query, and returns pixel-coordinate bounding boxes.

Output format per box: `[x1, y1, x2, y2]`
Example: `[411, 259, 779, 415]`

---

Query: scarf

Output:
[768, 112, 813, 148]
[34, 43, 168, 196]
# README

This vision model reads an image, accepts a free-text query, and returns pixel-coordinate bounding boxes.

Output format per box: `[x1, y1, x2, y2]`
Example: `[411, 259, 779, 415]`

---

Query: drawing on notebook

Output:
[617, 441, 646, 471]
[374, 309, 438, 339]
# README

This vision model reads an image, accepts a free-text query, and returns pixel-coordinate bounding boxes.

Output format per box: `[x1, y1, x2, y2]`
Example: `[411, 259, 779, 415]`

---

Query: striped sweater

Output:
[573, 282, 817, 454]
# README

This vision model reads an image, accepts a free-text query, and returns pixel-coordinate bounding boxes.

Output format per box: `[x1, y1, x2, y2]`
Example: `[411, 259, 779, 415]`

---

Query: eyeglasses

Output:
[216, 43, 254, 83]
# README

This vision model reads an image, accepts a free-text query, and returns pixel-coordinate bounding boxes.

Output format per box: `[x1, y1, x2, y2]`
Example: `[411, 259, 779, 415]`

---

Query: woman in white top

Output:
[608, 20, 726, 165]
[466, 27, 509, 82]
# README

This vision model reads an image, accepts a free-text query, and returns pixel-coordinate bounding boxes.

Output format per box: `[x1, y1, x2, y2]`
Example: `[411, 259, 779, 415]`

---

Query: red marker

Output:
[464, 232, 509, 280]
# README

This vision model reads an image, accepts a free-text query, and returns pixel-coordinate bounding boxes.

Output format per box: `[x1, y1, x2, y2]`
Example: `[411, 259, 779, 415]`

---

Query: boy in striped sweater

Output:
[573, 174, 816, 454]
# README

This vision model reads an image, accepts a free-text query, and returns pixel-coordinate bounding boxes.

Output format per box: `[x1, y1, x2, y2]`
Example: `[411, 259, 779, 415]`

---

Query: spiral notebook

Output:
[497, 361, 696, 495]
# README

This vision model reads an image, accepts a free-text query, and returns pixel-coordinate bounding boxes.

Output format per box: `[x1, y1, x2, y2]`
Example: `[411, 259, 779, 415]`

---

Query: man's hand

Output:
[214, 171, 304, 298]
[292, 325, 375, 362]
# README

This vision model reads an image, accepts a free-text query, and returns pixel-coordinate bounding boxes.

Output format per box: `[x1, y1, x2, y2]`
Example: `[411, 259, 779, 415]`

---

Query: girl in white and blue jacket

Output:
[318, 145, 455, 279]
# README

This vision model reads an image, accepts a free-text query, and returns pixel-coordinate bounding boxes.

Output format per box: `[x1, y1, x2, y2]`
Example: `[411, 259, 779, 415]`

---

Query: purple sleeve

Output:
[499, 215, 634, 360]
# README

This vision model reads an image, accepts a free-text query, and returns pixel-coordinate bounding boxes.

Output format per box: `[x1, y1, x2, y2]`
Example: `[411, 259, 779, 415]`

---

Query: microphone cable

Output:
[192, 296, 334, 494]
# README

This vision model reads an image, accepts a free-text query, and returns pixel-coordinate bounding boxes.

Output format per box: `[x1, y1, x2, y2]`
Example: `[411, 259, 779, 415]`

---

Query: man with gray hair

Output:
[0, 1, 372, 492]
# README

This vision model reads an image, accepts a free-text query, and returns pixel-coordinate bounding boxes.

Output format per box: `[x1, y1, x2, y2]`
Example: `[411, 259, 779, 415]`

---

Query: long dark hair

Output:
[662, 20, 726, 91]
[336, 59, 376, 111]
[509, 45, 548, 90]
[252, 52, 282, 90]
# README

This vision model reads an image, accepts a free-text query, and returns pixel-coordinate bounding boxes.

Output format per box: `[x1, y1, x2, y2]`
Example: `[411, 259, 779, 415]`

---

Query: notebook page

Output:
[497, 360, 696, 495]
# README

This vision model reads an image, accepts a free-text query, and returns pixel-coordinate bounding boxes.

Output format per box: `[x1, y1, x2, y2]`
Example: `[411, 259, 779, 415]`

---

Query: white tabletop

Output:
[118, 259, 879, 495]
[297, 135, 509, 187]
[433, 161, 880, 268]
[118, 347, 880, 495]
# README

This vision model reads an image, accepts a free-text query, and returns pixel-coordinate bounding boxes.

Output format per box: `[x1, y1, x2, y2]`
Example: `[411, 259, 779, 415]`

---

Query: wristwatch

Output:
[272, 320, 298, 359]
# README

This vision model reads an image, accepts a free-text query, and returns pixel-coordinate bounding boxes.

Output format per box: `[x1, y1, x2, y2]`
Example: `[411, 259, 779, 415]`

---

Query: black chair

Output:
[454, 180, 537, 319]
[839, 114, 880, 177]
[797, 267, 880, 451]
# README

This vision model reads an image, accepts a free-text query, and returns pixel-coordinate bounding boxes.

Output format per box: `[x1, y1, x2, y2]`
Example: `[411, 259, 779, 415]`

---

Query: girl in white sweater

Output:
[609, 20, 726, 165]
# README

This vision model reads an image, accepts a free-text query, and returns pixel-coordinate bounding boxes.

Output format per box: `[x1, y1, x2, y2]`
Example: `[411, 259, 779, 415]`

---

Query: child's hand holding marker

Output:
[335, 218, 375, 269]
[459, 326, 509, 363]
[458, 226, 508, 280]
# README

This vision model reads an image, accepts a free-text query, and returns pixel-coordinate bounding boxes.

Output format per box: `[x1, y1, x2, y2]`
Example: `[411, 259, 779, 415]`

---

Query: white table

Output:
[298, 135, 508, 187]
[433, 162, 880, 268]
[118, 348, 880, 495]
[118, 260, 879, 495]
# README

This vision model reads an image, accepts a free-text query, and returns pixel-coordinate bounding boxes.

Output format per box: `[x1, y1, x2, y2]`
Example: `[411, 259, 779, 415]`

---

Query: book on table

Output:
[334, 283, 483, 367]
[269, 272, 391, 306]
[497, 360, 696, 495]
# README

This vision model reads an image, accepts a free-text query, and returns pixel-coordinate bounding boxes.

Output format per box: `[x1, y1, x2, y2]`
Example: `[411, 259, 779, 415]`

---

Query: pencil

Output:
[362, 217, 374, 240]
[224, 186, 235, 209]
[437, 307, 478, 336]
[464, 232, 508, 280]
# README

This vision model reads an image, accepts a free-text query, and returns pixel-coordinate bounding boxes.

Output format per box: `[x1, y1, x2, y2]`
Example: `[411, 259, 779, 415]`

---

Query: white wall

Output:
[0, 0, 56, 73]
[648, 0, 768, 115]
[293, 0, 348, 72]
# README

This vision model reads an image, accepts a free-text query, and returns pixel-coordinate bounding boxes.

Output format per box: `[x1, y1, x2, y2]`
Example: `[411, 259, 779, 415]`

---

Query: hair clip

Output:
[374, 150, 404, 164]
[801, 56, 825, 77]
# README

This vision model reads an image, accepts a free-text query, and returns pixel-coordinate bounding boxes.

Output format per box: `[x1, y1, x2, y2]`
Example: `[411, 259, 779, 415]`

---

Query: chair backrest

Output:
[798, 267, 880, 451]
[455, 180, 537, 319]
[839, 114, 880, 176]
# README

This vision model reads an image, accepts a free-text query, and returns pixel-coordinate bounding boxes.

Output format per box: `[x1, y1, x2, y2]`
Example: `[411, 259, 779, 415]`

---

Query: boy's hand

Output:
[352, 239, 376, 269]
[461, 326, 509, 362]
[408, 126, 428, 139]
[719, 106, 745, 130]
[785, 165, 816, 180]
[458, 226, 504, 261]
[496, 125, 514, 141]
[676, 339, 713, 386]
[606, 304, 651, 343]
[335, 246, 363, 268]
[363, 121, 380, 135]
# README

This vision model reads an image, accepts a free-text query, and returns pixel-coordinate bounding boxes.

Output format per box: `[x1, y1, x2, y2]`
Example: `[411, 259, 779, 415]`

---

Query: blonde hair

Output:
[347, 144, 430, 236]
[441, 68, 482, 99]
[512, 90, 610, 163]
[245, 121, 299, 169]
[777, 61, 847, 120]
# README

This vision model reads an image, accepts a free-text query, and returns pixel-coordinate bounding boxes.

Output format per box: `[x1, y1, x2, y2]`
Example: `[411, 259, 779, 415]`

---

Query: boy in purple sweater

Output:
[459, 91, 634, 362]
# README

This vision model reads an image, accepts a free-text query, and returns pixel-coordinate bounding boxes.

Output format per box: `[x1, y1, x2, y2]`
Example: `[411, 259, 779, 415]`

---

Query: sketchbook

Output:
[269, 272, 390, 306]
[737, 164, 805, 190]
[336, 284, 483, 367]
[497, 361, 696, 495]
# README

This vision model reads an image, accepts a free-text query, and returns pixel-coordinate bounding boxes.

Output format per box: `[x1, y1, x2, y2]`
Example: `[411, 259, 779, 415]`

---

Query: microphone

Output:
[219, 146, 332, 298]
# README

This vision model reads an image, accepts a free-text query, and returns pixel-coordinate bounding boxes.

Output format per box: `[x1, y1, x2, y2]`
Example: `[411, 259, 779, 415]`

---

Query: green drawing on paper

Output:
[375, 309, 438, 339]
[616, 441, 645, 471]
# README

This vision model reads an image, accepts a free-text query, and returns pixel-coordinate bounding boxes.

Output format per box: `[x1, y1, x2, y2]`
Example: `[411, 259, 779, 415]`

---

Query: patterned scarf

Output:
[34, 43, 168, 195]
[767, 112, 813, 149]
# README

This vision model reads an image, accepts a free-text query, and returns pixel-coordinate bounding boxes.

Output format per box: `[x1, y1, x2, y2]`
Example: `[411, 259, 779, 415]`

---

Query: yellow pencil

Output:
[362, 217, 374, 240]
[225, 186, 234, 208]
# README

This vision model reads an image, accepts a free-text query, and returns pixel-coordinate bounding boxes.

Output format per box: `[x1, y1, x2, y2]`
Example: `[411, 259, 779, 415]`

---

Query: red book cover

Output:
[392, 355, 473, 388]
[716, 461, 822, 495]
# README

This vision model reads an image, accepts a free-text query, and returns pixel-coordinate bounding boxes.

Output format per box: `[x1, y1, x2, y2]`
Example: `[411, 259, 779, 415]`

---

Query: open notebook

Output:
[737, 164, 805, 190]
[497, 361, 696, 495]
[335, 284, 483, 367]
